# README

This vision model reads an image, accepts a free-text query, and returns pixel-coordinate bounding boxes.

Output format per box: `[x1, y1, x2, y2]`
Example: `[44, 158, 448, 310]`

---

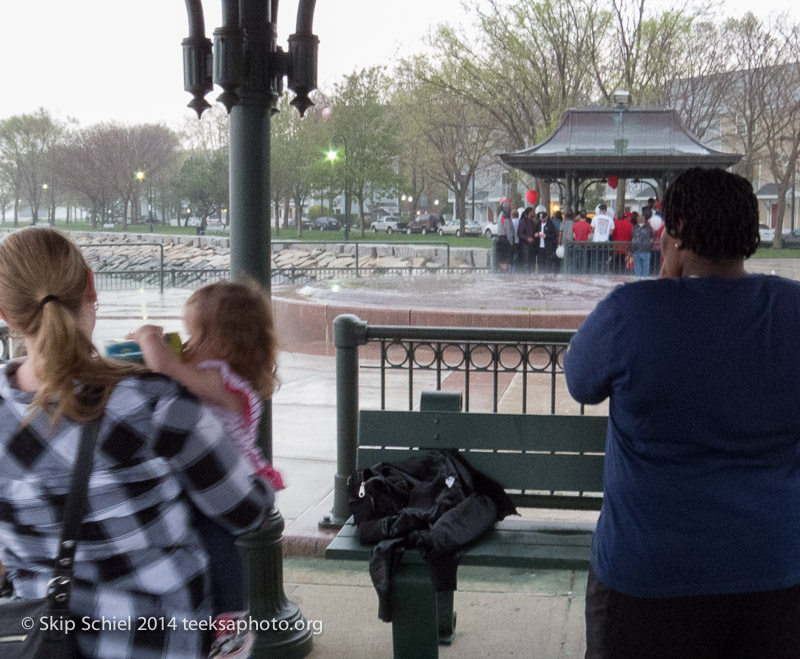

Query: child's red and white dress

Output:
[198, 360, 284, 659]
[198, 359, 284, 491]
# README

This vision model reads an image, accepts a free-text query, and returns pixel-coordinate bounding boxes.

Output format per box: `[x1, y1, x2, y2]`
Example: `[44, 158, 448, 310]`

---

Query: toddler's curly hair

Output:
[184, 280, 278, 398]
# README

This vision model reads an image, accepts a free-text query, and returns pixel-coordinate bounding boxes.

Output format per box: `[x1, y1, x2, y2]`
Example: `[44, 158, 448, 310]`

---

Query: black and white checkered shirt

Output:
[0, 361, 273, 658]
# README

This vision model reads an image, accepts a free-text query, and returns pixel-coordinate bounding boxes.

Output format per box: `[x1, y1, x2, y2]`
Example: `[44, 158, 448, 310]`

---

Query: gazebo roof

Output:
[499, 107, 742, 180]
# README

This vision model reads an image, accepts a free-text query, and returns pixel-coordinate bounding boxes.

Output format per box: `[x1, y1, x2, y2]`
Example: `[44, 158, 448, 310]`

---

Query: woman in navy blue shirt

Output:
[565, 168, 800, 659]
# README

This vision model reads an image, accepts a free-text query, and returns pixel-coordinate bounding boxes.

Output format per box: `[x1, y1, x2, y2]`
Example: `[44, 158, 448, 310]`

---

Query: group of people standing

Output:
[495, 196, 665, 277]
[495, 199, 561, 274]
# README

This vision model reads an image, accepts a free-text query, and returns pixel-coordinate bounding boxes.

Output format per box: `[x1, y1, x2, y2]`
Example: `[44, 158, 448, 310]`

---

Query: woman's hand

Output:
[126, 325, 182, 378]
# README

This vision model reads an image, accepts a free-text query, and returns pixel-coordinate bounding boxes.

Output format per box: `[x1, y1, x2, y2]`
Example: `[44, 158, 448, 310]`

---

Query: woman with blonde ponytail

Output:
[0, 227, 272, 659]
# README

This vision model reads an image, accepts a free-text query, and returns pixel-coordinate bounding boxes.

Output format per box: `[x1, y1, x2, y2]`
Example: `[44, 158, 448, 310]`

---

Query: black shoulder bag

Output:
[0, 419, 100, 657]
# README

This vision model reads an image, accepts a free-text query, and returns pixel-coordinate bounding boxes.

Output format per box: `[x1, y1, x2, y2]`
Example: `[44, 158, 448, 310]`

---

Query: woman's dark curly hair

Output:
[662, 167, 760, 260]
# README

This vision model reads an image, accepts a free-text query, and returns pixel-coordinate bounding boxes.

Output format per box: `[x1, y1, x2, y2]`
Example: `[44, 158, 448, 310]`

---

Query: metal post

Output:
[158, 243, 164, 294]
[566, 174, 573, 215]
[181, 1, 317, 656]
[344, 143, 350, 241]
[331, 135, 349, 242]
[792, 160, 797, 231]
[471, 174, 475, 223]
[321, 314, 368, 528]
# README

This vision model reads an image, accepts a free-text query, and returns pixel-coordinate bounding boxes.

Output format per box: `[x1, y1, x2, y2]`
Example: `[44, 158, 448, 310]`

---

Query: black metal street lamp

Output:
[181, 2, 318, 658]
[327, 135, 349, 240]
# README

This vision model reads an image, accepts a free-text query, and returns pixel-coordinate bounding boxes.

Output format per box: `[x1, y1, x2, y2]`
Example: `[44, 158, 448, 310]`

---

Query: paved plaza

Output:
[90, 259, 798, 658]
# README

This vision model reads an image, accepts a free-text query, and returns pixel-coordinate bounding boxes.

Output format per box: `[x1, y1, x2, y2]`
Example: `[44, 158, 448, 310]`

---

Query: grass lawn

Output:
[751, 246, 800, 259]
[270, 228, 491, 248]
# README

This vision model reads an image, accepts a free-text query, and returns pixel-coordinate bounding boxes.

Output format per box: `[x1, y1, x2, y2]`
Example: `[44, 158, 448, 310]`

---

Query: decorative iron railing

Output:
[327, 314, 605, 525]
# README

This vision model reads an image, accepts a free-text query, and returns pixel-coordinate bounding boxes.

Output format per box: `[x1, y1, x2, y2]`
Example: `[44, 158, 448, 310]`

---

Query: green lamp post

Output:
[181, 2, 318, 657]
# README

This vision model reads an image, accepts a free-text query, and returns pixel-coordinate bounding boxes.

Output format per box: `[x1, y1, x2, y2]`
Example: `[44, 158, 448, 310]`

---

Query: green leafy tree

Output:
[430, 0, 601, 150]
[270, 94, 332, 237]
[329, 66, 400, 237]
[174, 149, 229, 231]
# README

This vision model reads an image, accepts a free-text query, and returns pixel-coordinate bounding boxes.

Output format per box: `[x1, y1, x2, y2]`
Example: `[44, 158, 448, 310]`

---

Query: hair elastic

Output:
[39, 294, 60, 309]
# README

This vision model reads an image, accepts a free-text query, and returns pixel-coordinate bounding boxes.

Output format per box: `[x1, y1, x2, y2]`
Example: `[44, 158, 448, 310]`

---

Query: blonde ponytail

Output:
[0, 227, 143, 423]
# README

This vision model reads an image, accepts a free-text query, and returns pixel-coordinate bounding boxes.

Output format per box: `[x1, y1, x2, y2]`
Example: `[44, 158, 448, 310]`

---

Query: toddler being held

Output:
[129, 280, 283, 659]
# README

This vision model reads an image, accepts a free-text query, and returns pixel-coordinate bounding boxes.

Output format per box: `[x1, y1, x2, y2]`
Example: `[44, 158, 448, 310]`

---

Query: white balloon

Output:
[556, 245, 565, 259]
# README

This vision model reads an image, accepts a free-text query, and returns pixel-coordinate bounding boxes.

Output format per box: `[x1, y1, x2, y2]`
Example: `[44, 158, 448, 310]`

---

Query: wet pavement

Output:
[89, 259, 798, 658]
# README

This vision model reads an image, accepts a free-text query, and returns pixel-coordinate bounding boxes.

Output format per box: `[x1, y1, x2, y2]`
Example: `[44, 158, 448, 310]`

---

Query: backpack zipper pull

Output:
[358, 482, 366, 498]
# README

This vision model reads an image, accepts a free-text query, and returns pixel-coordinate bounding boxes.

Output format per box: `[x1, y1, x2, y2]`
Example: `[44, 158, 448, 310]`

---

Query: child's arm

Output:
[127, 325, 244, 414]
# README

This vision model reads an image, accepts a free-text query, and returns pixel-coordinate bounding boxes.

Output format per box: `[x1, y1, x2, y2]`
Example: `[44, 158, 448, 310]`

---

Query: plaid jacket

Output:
[0, 361, 273, 658]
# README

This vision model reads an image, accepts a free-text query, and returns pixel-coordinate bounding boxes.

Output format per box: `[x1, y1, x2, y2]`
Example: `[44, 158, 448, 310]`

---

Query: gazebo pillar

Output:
[565, 173, 574, 214]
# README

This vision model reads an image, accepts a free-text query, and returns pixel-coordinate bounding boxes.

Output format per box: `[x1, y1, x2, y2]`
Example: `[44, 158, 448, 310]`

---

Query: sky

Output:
[1, 0, 798, 129]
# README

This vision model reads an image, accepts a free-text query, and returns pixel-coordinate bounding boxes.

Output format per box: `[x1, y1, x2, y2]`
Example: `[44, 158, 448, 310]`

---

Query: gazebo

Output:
[499, 106, 742, 213]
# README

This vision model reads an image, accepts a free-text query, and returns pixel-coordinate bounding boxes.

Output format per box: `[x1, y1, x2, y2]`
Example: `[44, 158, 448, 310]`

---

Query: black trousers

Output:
[585, 567, 800, 659]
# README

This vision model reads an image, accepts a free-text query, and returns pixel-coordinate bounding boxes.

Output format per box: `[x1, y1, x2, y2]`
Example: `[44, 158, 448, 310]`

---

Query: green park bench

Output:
[325, 390, 608, 659]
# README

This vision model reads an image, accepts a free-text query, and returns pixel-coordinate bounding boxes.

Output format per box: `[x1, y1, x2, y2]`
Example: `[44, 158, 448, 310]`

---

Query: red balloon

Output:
[607, 176, 619, 190]
[525, 189, 538, 205]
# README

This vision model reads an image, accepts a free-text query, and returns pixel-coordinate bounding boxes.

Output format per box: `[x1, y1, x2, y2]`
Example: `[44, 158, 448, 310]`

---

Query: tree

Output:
[173, 150, 229, 230]
[0, 109, 64, 225]
[104, 123, 179, 230]
[429, 0, 601, 150]
[659, 20, 730, 141]
[59, 122, 179, 228]
[427, 0, 605, 207]
[757, 19, 800, 248]
[270, 94, 331, 237]
[0, 171, 12, 224]
[60, 124, 120, 227]
[180, 104, 230, 153]
[398, 58, 497, 229]
[723, 14, 786, 186]
[329, 67, 400, 237]
[0, 152, 20, 226]
[584, 0, 698, 106]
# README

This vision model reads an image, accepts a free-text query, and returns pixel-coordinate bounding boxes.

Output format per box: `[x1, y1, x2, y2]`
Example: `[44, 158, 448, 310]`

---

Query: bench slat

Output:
[356, 448, 603, 494]
[326, 520, 592, 570]
[359, 410, 607, 453]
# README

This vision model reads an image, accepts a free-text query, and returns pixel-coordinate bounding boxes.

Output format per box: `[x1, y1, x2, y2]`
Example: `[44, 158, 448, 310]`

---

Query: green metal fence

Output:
[326, 314, 590, 526]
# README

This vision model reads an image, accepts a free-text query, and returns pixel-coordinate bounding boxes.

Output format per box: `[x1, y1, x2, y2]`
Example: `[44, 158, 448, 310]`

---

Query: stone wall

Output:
[0, 229, 491, 272]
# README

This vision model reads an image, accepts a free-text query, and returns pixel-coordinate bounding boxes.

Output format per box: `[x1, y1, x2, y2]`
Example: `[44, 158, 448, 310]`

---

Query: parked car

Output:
[480, 220, 500, 238]
[287, 216, 313, 230]
[312, 216, 340, 231]
[370, 216, 408, 233]
[780, 228, 800, 248]
[406, 214, 443, 235]
[437, 218, 483, 237]
[759, 224, 775, 244]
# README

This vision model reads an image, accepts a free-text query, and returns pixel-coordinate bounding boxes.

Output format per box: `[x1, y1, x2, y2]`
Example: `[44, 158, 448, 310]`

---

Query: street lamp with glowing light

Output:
[327, 136, 349, 240]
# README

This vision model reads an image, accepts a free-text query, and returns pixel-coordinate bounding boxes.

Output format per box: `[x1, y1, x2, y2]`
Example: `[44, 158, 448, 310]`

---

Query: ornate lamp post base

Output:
[237, 508, 314, 659]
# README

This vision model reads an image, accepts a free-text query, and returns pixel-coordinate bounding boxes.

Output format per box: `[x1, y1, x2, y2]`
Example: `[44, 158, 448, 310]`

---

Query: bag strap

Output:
[47, 419, 101, 612]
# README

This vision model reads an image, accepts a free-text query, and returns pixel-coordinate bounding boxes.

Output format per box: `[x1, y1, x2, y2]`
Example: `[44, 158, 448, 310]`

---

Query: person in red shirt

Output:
[572, 212, 593, 273]
[612, 212, 634, 273]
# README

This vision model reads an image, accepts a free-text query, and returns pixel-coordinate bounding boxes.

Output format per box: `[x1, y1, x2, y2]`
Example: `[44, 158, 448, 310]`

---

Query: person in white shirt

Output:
[591, 204, 615, 242]
[648, 209, 663, 233]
